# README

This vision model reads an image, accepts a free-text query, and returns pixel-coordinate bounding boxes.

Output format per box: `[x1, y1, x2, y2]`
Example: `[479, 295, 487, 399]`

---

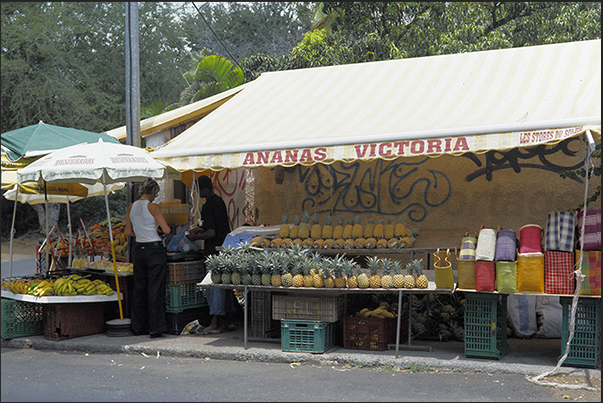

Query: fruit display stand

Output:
[198, 269, 454, 357]
[1, 289, 121, 341]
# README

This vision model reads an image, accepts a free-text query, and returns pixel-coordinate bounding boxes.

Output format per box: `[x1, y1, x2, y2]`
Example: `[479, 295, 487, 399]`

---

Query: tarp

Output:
[151, 39, 601, 172]
[1, 121, 120, 162]
[103, 84, 249, 142]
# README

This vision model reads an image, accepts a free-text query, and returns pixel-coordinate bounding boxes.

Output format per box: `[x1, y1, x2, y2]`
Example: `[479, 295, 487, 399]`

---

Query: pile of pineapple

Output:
[405, 293, 466, 342]
[206, 243, 429, 289]
[251, 212, 418, 250]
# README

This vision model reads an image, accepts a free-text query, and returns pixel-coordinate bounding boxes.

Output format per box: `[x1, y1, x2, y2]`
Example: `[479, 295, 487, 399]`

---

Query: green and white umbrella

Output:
[18, 139, 167, 320]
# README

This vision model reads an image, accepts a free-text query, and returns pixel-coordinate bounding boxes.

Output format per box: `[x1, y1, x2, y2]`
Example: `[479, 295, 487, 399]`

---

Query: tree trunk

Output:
[31, 203, 61, 235]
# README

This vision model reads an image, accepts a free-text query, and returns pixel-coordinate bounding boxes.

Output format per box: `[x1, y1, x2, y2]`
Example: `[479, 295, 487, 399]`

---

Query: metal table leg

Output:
[243, 285, 248, 349]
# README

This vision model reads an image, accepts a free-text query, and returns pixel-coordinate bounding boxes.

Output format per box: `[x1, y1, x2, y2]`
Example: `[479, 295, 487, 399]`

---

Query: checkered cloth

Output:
[459, 234, 477, 260]
[576, 250, 601, 296]
[576, 209, 601, 251]
[517, 253, 545, 293]
[544, 251, 575, 294]
[544, 211, 575, 252]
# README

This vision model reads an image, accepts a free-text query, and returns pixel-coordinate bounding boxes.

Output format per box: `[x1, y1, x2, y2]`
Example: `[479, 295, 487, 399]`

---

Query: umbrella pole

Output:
[103, 179, 124, 320]
[44, 181, 50, 276]
[9, 186, 19, 277]
[67, 199, 73, 267]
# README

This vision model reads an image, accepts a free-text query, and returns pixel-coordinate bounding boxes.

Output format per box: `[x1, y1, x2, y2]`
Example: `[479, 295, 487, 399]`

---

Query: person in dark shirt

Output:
[186, 175, 235, 333]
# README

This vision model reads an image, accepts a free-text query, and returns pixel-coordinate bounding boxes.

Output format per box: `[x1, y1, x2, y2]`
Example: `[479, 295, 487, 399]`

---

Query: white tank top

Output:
[129, 199, 161, 243]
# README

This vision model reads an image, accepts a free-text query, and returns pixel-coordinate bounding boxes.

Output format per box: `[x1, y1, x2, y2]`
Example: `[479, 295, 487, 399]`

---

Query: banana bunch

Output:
[64, 274, 115, 296]
[28, 279, 55, 297]
[52, 276, 78, 296]
[355, 303, 396, 319]
[2, 279, 32, 294]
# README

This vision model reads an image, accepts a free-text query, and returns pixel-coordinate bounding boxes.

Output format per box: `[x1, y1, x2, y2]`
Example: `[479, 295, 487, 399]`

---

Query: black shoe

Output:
[150, 332, 164, 339]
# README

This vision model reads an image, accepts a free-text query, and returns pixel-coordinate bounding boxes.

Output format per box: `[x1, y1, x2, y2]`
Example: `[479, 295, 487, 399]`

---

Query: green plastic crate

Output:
[559, 297, 601, 368]
[464, 293, 509, 360]
[1, 298, 44, 340]
[165, 283, 207, 313]
[281, 319, 337, 353]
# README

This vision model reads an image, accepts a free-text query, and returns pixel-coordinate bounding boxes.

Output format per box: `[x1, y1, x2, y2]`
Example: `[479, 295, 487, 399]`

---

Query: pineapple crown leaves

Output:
[336, 215, 344, 225]
[324, 214, 332, 226]
[386, 216, 393, 225]
[381, 258, 393, 275]
[311, 212, 319, 225]
[365, 255, 381, 275]
[281, 213, 289, 224]
[406, 258, 424, 275]
[293, 215, 301, 226]
[354, 215, 362, 225]
[302, 210, 310, 223]
[391, 260, 403, 275]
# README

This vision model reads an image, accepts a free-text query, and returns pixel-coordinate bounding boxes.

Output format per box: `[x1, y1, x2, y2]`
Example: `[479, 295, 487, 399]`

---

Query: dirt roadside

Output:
[1, 230, 43, 261]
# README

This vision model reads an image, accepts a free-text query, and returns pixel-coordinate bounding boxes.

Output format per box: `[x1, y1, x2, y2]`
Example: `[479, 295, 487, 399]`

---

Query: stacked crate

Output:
[273, 293, 345, 353]
[165, 260, 208, 334]
[464, 292, 509, 360]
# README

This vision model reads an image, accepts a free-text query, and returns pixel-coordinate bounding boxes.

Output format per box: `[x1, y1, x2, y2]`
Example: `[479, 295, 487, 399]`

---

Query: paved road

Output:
[1, 347, 590, 402]
[1, 258, 37, 279]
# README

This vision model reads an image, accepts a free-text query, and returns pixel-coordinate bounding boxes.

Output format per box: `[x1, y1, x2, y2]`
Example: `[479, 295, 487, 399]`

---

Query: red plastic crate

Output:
[167, 260, 205, 285]
[343, 313, 407, 350]
[43, 303, 105, 341]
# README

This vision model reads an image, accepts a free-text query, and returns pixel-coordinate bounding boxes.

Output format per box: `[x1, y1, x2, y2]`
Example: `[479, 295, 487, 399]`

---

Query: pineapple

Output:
[281, 238, 293, 248]
[289, 215, 300, 238]
[278, 250, 292, 287]
[392, 260, 405, 288]
[380, 258, 394, 288]
[332, 215, 344, 240]
[250, 236, 264, 247]
[404, 260, 417, 288]
[332, 254, 347, 288]
[322, 261, 335, 288]
[251, 261, 262, 286]
[292, 260, 304, 287]
[298, 211, 311, 239]
[357, 266, 370, 289]
[321, 214, 333, 239]
[367, 256, 382, 288]
[259, 237, 271, 248]
[352, 215, 363, 238]
[312, 238, 324, 249]
[363, 218, 375, 238]
[387, 238, 400, 249]
[241, 264, 252, 285]
[395, 217, 407, 238]
[260, 250, 273, 286]
[342, 218, 354, 239]
[302, 238, 314, 249]
[291, 238, 302, 247]
[206, 254, 222, 284]
[376, 238, 388, 249]
[271, 259, 283, 287]
[304, 254, 320, 287]
[373, 219, 385, 239]
[384, 217, 395, 240]
[323, 239, 335, 249]
[414, 258, 428, 289]
[334, 238, 346, 249]
[365, 237, 377, 249]
[354, 237, 366, 249]
[343, 238, 354, 249]
[277, 213, 290, 238]
[270, 238, 285, 248]
[344, 260, 359, 288]
[310, 212, 322, 239]
[313, 265, 324, 288]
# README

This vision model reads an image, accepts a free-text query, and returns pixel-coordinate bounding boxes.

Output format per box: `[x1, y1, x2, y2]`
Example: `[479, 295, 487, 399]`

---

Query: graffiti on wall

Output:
[297, 157, 451, 223]
[463, 137, 586, 182]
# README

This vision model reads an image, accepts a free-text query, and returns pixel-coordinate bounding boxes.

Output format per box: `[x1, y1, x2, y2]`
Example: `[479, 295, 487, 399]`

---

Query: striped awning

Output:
[104, 84, 248, 142]
[152, 40, 601, 172]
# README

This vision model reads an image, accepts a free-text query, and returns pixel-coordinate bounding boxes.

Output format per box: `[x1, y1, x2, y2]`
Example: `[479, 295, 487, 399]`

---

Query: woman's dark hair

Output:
[139, 178, 159, 197]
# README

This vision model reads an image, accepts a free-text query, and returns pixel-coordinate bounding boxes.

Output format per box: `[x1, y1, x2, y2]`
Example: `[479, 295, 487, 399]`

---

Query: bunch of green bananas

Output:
[52, 277, 78, 296]
[28, 279, 54, 297]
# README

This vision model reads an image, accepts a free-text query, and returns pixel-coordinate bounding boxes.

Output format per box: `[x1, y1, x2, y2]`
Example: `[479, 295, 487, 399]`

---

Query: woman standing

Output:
[126, 179, 171, 338]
